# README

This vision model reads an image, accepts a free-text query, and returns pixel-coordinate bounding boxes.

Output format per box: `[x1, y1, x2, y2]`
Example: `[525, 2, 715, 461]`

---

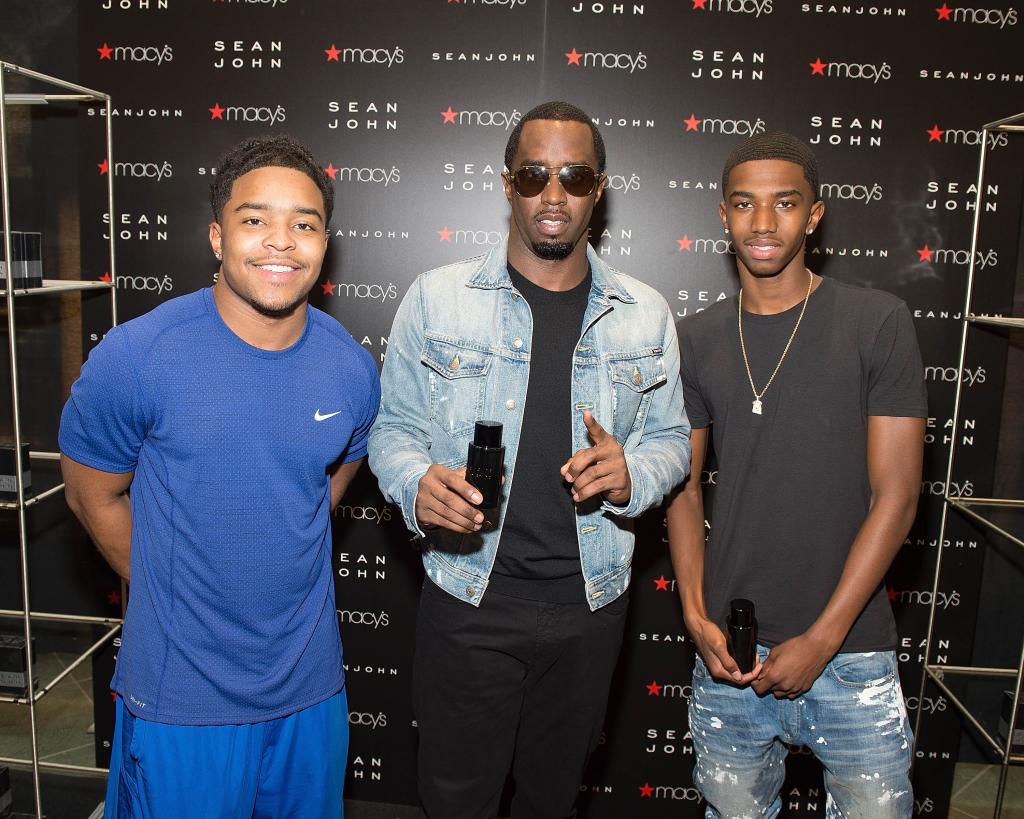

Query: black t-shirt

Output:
[490, 264, 592, 603]
[677, 277, 927, 652]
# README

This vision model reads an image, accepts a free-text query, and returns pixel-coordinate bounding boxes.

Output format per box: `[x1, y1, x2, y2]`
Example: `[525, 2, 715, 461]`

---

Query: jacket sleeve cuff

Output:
[400, 464, 431, 539]
[600, 453, 647, 519]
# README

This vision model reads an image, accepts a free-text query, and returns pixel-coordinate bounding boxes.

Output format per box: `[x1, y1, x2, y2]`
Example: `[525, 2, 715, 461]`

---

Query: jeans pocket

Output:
[827, 651, 896, 688]
[692, 654, 708, 680]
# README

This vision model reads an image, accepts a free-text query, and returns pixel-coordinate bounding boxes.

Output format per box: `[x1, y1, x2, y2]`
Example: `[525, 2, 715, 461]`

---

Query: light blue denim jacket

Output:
[368, 241, 690, 611]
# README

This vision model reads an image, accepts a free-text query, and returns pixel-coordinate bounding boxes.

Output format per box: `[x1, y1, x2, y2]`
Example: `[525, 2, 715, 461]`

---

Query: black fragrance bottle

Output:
[466, 421, 504, 509]
[727, 598, 757, 674]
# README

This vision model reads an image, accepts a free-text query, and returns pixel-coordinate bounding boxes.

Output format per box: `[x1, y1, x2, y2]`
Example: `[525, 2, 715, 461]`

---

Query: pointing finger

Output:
[582, 410, 607, 444]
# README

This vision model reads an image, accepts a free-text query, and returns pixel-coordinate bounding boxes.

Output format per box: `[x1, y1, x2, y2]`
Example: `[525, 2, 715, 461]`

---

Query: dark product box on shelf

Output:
[998, 689, 1024, 754]
[0, 231, 42, 289]
[0, 634, 37, 698]
[0, 443, 31, 499]
[22, 232, 42, 288]
[0, 765, 10, 817]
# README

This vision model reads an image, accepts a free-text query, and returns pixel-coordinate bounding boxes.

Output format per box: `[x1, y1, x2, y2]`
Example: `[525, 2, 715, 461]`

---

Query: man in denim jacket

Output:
[369, 101, 690, 818]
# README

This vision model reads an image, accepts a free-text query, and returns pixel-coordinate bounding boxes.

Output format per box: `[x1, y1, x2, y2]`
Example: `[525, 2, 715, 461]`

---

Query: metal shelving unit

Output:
[913, 111, 1024, 817]
[0, 61, 120, 818]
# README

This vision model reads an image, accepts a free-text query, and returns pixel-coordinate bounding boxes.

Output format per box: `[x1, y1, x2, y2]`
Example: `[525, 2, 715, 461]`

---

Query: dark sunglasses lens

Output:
[514, 167, 549, 197]
[559, 166, 597, 196]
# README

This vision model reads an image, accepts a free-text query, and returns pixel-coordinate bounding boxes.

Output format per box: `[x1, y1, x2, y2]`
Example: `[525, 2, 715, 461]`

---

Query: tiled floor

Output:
[3, 656, 1024, 817]
[0, 651, 96, 770]
[951, 763, 1024, 818]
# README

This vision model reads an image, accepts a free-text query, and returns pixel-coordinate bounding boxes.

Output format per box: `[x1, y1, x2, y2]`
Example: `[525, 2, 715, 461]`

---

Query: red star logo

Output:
[683, 114, 701, 132]
[97, 43, 113, 60]
[646, 680, 663, 696]
[565, 48, 582, 66]
[936, 3, 952, 20]
[676, 235, 693, 251]
[324, 163, 338, 180]
[639, 782, 654, 798]
[98, 159, 109, 175]
[438, 227, 453, 242]
[887, 587, 898, 602]
[441, 106, 457, 124]
[99, 272, 112, 283]
[321, 280, 335, 296]
[927, 124, 944, 142]
[692, 0, 707, 7]
[809, 58, 827, 76]
[110, 691, 118, 702]
[107, 591, 121, 604]
[209, 102, 225, 120]
[654, 575, 670, 591]
[917, 245, 934, 262]
[325, 44, 341, 62]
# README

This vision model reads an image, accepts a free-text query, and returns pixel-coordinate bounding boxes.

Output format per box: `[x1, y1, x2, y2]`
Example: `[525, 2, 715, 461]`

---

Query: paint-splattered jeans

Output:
[690, 647, 913, 819]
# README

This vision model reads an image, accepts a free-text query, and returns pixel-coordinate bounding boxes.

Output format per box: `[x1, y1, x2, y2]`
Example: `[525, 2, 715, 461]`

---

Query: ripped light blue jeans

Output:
[689, 646, 913, 819]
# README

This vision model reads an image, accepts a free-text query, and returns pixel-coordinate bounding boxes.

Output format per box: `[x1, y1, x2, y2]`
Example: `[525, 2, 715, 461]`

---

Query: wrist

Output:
[805, 620, 844, 654]
[683, 608, 711, 634]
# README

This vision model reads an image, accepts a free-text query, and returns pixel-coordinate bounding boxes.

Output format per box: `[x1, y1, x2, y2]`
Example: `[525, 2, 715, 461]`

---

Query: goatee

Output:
[531, 240, 575, 260]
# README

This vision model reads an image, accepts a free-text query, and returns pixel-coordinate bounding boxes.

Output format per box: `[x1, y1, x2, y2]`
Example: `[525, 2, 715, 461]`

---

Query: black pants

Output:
[412, 578, 628, 819]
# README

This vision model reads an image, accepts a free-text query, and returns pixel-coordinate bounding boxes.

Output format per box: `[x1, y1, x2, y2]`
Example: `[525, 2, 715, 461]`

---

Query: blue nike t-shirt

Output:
[59, 287, 380, 725]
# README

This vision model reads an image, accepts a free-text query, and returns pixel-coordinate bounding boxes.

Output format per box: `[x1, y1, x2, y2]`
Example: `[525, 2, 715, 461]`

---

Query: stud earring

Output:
[215, 250, 222, 260]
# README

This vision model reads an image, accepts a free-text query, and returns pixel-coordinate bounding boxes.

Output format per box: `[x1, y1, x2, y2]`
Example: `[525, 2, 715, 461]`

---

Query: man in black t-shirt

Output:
[369, 102, 690, 818]
[667, 132, 926, 819]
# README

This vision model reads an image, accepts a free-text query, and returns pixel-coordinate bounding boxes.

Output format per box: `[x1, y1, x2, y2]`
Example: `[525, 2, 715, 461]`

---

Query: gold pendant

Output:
[752, 398, 763, 415]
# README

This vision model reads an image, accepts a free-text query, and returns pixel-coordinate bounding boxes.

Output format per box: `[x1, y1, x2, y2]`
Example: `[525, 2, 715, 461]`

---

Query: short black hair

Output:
[505, 101, 606, 172]
[210, 134, 334, 225]
[721, 131, 820, 201]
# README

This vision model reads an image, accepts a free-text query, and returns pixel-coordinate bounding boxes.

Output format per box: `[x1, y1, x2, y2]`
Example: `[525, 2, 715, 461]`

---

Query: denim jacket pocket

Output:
[827, 651, 896, 688]
[421, 335, 493, 439]
[608, 348, 667, 443]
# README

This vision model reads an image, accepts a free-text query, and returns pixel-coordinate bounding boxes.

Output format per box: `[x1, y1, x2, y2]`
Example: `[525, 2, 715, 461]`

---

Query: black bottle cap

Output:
[730, 598, 755, 627]
[473, 420, 503, 448]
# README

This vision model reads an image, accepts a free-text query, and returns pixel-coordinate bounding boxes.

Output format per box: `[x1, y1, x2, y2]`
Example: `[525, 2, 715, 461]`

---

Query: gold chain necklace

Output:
[738, 269, 814, 415]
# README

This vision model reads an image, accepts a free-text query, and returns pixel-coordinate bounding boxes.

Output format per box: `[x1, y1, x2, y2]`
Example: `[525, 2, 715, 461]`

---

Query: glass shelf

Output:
[0, 454, 65, 511]
[924, 666, 1024, 762]
[0, 279, 115, 298]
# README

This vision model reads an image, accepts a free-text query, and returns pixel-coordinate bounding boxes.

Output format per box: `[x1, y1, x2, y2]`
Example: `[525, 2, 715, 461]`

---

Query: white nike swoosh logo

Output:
[314, 409, 343, 422]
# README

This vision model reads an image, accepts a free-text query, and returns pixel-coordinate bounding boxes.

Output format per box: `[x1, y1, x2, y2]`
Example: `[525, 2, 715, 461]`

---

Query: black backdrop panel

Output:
[77, 1, 1022, 815]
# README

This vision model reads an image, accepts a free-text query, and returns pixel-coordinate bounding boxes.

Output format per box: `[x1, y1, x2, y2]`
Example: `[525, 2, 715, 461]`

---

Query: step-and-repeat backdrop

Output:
[80, 2, 1022, 816]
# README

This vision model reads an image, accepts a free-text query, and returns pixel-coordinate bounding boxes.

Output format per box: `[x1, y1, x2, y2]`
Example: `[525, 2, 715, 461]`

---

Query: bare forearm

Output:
[61, 456, 134, 580]
[69, 494, 132, 580]
[808, 416, 924, 651]
[665, 426, 710, 626]
[666, 488, 708, 624]
[330, 458, 365, 510]
[808, 494, 917, 651]
[665, 428, 757, 684]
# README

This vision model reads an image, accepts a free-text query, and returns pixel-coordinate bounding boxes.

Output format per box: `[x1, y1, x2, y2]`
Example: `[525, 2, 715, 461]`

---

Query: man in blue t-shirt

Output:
[59, 135, 380, 819]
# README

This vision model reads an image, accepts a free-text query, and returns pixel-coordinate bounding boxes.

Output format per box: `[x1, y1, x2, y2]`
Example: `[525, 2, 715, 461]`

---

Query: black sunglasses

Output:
[507, 164, 603, 198]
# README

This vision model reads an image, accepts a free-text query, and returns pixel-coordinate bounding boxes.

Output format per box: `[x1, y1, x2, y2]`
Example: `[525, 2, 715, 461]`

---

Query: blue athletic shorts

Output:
[103, 689, 348, 819]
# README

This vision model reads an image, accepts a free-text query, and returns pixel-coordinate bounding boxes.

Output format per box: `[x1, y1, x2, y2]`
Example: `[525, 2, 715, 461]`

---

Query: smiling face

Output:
[502, 119, 604, 264]
[209, 165, 328, 319]
[720, 159, 824, 281]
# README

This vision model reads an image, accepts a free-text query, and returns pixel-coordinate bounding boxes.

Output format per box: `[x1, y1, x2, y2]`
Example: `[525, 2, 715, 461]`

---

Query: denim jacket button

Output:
[465, 586, 475, 597]
[512, 338, 523, 349]
[505, 399, 516, 410]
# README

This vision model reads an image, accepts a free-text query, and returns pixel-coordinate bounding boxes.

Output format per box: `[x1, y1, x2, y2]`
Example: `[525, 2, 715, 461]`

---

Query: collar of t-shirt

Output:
[506, 261, 593, 303]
